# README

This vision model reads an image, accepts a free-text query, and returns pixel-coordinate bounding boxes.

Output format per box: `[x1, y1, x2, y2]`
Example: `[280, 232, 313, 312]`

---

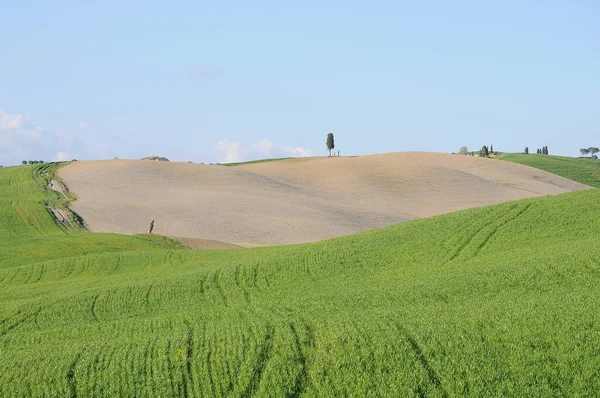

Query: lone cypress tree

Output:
[525, 147, 529, 154]
[148, 220, 155, 234]
[490, 144, 494, 153]
[326, 133, 335, 157]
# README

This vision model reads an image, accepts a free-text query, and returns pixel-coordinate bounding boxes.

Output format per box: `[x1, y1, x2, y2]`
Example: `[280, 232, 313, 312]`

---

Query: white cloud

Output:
[216, 139, 313, 163]
[79, 121, 88, 129]
[0, 112, 26, 129]
[0, 110, 115, 166]
[52, 152, 71, 161]
[216, 140, 243, 163]
[281, 146, 313, 157]
[257, 139, 274, 153]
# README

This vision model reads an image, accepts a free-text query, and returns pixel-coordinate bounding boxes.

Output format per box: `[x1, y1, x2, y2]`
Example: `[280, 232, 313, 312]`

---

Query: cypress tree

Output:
[326, 133, 335, 157]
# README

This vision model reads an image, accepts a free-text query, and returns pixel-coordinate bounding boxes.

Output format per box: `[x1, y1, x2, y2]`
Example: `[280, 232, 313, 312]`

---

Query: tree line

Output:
[22, 160, 46, 165]
[580, 147, 599, 158]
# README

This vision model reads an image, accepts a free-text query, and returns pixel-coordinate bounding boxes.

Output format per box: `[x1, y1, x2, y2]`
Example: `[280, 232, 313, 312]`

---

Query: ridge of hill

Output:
[0, 163, 599, 395]
[59, 152, 588, 246]
[498, 153, 600, 188]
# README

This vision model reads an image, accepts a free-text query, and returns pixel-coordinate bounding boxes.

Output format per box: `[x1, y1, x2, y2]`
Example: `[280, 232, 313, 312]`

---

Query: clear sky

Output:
[1, 1, 598, 165]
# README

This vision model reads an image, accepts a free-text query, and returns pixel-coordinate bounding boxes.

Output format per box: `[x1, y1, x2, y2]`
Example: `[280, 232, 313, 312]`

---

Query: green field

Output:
[498, 153, 600, 188]
[1, 164, 600, 396]
[219, 158, 291, 167]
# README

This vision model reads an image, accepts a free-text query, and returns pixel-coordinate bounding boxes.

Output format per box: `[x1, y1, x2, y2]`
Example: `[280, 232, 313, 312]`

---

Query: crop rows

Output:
[1, 164, 600, 396]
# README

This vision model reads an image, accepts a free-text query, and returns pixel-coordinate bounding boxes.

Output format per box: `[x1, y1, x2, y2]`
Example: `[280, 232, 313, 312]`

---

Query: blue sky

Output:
[1, 1, 598, 165]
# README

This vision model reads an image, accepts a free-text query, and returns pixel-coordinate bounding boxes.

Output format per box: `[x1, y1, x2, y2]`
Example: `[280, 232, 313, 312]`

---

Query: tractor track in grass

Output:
[0, 307, 43, 338]
[242, 325, 275, 398]
[403, 332, 448, 398]
[66, 351, 83, 398]
[180, 322, 195, 398]
[443, 202, 533, 264]
[90, 294, 100, 321]
[289, 321, 313, 397]
[474, 203, 533, 256]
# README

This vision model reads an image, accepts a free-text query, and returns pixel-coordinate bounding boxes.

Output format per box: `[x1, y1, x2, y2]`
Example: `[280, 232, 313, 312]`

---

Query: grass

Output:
[0, 164, 182, 268]
[498, 153, 600, 188]
[219, 157, 292, 166]
[1, 164, 600, 396]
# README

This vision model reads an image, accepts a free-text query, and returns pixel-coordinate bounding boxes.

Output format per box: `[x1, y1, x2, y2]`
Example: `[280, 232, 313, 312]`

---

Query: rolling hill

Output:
[498, 153, 600, 188]
[1, 162, 599, 396]
[59, 152, 587, 246]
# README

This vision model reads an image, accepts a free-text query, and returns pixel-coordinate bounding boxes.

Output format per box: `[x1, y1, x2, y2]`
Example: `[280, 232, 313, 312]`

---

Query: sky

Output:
[1, 1, 599, 165]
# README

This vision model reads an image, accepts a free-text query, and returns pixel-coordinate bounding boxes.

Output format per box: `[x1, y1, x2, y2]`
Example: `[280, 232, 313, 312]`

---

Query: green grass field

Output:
[1, 163, 600, 396]
[498, 153, 600, 188]
[219, 158, 291, 167]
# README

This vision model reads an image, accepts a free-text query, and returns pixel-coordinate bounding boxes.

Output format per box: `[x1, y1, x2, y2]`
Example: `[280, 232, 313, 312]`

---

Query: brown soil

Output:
[59, 153, 589, 246]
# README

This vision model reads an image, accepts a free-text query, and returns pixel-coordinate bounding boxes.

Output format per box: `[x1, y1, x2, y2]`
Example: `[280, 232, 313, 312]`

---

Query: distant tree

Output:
[148, 220, 155, 234]
[581, 148, 590, 157]
[326, 133, 335, 157]
[22, 160, 27, 165]
[544, 146, 549, 155]
[28, 160, 34, 165]
[524, 147, 529, 154]
[39, 160, 44, 164]
[490, 144, 494, 153]
[480, 145, 489, 158]
[458, 146, 469, 155]
[588, 147, 599, 157]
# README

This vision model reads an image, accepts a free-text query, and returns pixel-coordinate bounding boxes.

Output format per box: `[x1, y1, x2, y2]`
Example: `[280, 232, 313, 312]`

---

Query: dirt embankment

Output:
[59, 152, 589, 247]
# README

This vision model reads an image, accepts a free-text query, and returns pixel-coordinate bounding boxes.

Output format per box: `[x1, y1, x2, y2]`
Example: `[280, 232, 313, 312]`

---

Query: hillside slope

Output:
[0, 164, 182, 269]
[59, 152, 588, 246]
[499, 153, 600, 188]
[1, 164, 600, 396]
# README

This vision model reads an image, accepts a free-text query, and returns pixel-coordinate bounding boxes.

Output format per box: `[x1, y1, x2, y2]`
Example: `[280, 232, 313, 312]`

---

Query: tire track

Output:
[66, 351, 83, 398]
[442, 203, 534, 264]
[182, 323, 195, 398]
[242, 325, 275, 398]
[0, 307, 42, 338]
[289, 322, 313, 398]
[441, 207, 509, 265]
[90, 294, 100, 321]
[404, 333, 448, 398]
[473, 203, 533, 256]
[213, 270, 229, 307]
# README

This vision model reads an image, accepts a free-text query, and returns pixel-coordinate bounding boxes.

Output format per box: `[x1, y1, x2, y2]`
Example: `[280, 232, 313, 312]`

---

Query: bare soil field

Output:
[60, 152, 588, 246]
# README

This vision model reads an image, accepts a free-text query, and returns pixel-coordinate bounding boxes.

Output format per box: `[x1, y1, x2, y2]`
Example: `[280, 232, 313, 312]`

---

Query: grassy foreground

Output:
[1, 164, 600, 396]
[498, 153, 600, 188]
